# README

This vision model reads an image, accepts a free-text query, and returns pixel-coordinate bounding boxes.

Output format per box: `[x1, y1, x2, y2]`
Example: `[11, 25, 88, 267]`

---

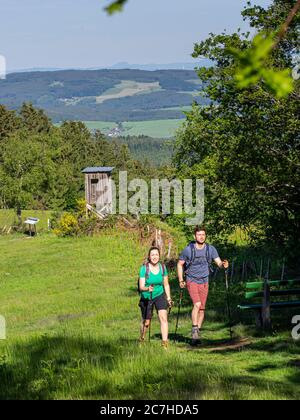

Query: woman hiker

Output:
[177, 226, 229, 345]
[138, 246, 173, 348]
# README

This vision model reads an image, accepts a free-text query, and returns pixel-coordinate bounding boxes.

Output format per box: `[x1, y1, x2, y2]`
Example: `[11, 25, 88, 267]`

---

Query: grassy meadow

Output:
[95, 80, 162, 104]
[55, 118, 185, 140]
[83, 119, 184, 138]
[0, 230, 300, 400]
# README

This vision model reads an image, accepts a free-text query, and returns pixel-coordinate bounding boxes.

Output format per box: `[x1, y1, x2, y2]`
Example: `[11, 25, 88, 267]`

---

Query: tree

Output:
[173, 0, 300, 261]
[228, 0, 300, 98]
[0, 103, 153, 216]
[20, 103, 52, 133]
[0, 130, 55, 220]
[0, 105, 21, 141]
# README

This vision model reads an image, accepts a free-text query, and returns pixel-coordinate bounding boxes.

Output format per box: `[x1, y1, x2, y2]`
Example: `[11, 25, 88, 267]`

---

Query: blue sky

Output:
[0, 0, 272, 71]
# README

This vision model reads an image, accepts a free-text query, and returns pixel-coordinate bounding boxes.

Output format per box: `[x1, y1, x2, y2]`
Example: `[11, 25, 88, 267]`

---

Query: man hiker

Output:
[177, 226, 229, 345]
[138, 246, 173, 348]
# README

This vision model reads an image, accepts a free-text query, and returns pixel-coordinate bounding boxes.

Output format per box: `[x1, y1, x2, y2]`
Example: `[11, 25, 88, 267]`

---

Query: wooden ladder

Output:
[86, 203, 110, 219]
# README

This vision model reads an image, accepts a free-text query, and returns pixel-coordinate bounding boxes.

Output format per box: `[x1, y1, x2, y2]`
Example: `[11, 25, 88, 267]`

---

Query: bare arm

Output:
[139, 277, 154, 292]
[214, 257, 229, 269]
[163, 276, 171, 301]
[177, 260, 186, 288]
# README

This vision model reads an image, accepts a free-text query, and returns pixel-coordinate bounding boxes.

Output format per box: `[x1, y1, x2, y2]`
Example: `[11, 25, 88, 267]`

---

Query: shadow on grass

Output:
[0, 334, 124, 400]
[247, 363, 283, 373]
[1, 333, 299, 400]
[0, 333, 215, 400]
[155, 332, 238, 349]
[247, 337, 300, 355]
[204, 335, 300, 361]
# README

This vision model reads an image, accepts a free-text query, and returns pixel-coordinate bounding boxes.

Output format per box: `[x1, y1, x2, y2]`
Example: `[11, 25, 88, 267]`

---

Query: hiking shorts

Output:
[139, 293, 168, 320]
[187, 281, 209, 310]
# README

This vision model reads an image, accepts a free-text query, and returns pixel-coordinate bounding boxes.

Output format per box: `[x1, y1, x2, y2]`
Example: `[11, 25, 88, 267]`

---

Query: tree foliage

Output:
[174, 0, 300, 261]
[105, 0, 128, 15]
[0, 103, 150, 214]
[229, 32, 294, 98]
[229, 0, 300, 98]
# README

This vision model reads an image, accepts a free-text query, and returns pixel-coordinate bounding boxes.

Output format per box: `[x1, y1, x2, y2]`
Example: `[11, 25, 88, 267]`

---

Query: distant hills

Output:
[0, 68, 208, 123]
[106, 60, 212, 71]
[6, 60, 212, 73]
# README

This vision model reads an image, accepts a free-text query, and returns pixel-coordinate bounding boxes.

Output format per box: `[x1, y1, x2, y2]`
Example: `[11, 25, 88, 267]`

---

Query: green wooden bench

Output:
[238, 279, 300, 328]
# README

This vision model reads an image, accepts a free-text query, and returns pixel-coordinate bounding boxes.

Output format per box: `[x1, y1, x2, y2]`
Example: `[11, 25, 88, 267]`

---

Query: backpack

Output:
[137, 262, 166, 294]
[184, 242, 214, 277]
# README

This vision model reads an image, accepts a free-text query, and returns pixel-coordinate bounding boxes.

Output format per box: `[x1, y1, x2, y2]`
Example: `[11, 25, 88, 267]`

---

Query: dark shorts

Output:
[139, 293, 168, 320]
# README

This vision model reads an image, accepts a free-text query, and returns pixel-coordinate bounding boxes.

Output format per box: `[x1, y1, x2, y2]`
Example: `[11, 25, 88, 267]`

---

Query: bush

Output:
[53, 212, 79, 237]
[49, 211, 63, 230]
[53, 200, 111, 237]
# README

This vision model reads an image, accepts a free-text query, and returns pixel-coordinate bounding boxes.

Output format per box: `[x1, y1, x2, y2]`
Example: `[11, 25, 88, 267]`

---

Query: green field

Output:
[96, 80, 161, 104]
[79, 121, 116, 132]
[0, 230, 300, 400]
[83, 119, 185, 138]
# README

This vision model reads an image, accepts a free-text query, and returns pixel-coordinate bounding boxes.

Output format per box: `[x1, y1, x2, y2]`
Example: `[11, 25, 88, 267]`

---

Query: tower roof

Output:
[82, 167, 115, 174]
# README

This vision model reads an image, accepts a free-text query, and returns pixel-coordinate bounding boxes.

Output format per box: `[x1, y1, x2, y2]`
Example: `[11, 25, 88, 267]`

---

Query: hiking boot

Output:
[191, 326, 200, 346]
[139, 337, 145, 346]
[161, 340, 169, 350]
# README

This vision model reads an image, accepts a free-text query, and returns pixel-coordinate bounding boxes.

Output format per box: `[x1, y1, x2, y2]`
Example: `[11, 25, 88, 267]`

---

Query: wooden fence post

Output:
[262, 278, 271, 329]
[262, 259, 271, 329]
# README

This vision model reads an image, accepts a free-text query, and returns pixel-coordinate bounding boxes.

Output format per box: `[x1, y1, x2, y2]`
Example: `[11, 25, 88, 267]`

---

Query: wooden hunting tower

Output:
[82, 167, 114, 217]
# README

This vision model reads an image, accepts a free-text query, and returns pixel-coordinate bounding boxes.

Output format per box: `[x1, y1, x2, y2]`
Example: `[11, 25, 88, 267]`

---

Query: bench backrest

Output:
[245, 279, 300, 300]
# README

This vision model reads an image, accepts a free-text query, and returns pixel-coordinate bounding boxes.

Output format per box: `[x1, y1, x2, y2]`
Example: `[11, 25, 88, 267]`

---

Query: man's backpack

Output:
[137, 262, 166, 294]
[184, 242, 214, 277]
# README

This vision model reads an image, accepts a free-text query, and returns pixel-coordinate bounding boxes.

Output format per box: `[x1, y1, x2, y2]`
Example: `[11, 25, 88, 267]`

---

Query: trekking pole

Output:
[174, 288, 184, 342]
[281, 259, 286, 282]
[148, 285, 153, 342]
[225, 268, 233, 341]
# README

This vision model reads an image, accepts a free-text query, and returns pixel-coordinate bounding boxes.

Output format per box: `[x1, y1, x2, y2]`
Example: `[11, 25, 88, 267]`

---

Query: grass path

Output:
[0, 233, 299, 399]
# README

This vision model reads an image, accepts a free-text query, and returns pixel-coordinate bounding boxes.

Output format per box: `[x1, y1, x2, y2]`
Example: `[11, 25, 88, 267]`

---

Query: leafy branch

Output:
[105, 0, 128, 15]
[229, 0, 300, 98]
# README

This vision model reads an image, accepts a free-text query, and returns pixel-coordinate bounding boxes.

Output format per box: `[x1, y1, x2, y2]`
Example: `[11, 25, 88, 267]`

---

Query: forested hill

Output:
[0, 69, 208, 123]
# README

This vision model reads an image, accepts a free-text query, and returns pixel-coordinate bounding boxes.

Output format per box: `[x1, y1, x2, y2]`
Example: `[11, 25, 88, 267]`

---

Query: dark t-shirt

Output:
[179, 243, 219, 284]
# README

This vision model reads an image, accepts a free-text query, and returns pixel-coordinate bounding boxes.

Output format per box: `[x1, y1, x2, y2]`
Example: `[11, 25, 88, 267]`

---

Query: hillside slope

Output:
[0, 69, 208, 122]
[0, 232, 299, 400]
